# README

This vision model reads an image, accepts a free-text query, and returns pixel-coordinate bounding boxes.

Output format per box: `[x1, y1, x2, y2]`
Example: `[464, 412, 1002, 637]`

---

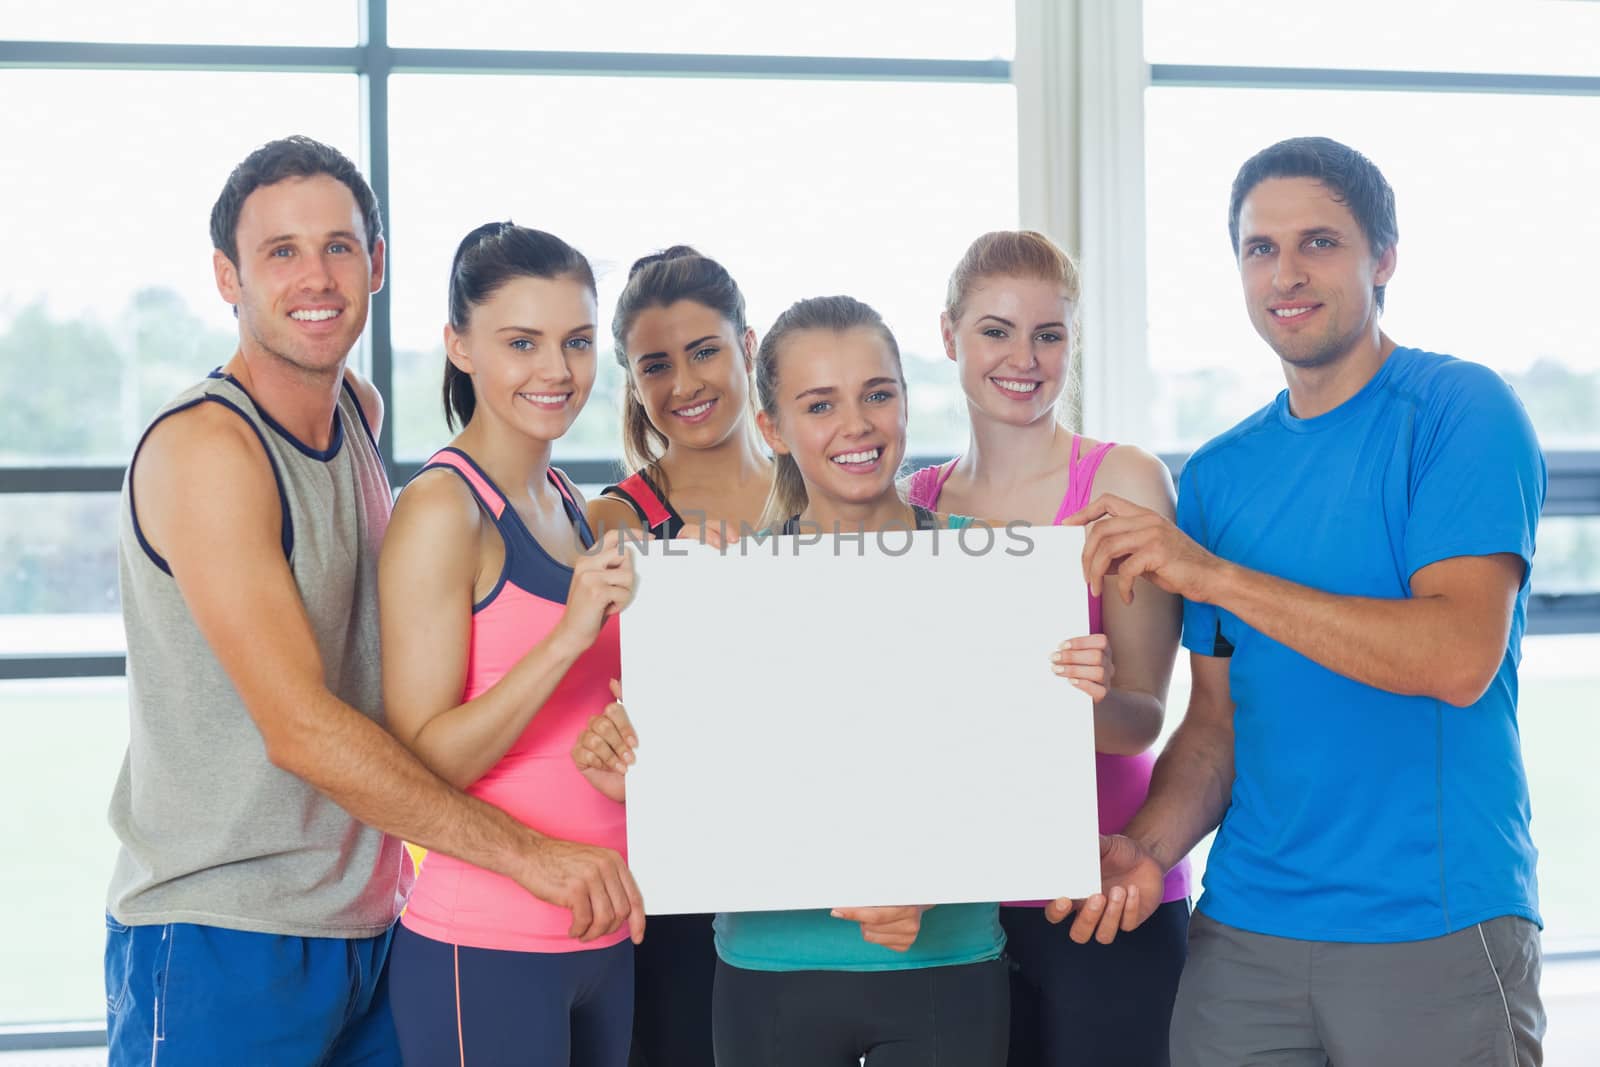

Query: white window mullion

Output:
[1014, 0, 1151, 445]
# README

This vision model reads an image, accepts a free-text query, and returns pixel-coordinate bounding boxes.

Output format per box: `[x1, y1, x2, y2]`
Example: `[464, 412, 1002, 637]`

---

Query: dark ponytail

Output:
[443, 221, 597, 431]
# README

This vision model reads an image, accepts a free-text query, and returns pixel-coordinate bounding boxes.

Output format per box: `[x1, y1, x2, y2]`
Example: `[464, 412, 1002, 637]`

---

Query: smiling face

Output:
[758, 326, 907, 513]
[445, 274, 598, 442]
[625, 299, 755, 452]
[943, 274, 1073, 427]
[1236, 176, 1396, 371]
[214, 174, 384, 377]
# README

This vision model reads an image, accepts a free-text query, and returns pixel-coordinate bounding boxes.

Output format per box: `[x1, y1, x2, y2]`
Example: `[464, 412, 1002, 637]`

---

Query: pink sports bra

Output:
[399, 448, 629, 952]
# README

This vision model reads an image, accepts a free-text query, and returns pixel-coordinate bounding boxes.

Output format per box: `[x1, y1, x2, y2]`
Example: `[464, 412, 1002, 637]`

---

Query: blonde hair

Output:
[945, 230, 1081, 320]
[755, 296, 904, 529]
[946, 231, 1084, 426]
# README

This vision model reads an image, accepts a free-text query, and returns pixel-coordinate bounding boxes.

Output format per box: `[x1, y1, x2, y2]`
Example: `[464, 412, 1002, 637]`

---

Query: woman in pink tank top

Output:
[378, 223, 641, 1066]
[906, 232, 1191, 1067]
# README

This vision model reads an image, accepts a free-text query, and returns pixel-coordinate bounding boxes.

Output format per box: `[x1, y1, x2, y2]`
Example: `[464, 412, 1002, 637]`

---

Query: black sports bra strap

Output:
[547, 468, 595, 549]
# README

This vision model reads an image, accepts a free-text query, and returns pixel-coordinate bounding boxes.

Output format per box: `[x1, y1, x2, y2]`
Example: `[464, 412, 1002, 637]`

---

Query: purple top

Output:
[906, 434, 1191, 904]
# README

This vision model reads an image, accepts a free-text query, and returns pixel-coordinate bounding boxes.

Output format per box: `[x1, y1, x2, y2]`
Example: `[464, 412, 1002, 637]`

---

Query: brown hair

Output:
[610, 246, 751, 492]
[444, 222, 596, 431]
[211, 135, 381, 268]
[945, 230, 1083, 425]
[755, 295, 904, 528]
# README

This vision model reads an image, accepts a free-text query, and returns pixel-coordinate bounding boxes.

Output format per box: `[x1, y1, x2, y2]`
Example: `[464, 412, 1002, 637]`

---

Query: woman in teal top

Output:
[574, 295, 1008, 1065]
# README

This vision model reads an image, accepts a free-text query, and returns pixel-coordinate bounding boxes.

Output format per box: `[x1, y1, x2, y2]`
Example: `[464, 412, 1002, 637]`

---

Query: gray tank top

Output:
[107, 372, 409, 937]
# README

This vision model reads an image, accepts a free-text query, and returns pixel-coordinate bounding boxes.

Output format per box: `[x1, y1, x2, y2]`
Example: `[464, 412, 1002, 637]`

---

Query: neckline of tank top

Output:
[427, 446, 597, 571]
[926, 433, 1111, 518]
[206, 369, 346, 463]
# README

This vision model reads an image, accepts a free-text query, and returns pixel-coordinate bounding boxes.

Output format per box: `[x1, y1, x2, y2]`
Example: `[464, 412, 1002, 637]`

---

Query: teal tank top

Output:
[714, 509, 1004, 973]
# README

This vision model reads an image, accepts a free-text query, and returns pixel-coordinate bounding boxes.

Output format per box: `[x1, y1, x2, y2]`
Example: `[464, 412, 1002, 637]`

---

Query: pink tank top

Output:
[400, 448, 629, 952]
[907, 435, 1191, 904]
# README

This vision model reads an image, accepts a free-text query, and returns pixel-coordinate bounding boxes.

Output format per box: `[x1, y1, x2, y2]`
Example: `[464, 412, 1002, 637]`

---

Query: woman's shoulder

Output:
[1089, 442, 1175, 514]
[390, 465, 487, 542]
[379, 467, 488, 590]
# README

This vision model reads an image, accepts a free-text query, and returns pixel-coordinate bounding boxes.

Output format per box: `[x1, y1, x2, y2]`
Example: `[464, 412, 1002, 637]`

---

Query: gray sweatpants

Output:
[1170, 911, 1545, 1067]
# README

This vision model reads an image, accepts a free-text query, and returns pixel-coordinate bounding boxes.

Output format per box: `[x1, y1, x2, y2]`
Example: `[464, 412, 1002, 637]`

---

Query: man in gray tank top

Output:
[106, 136, 645, 1066]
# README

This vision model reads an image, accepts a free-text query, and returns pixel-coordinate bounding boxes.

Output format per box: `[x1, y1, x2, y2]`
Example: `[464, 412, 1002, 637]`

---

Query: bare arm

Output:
[1043, 651, 1234, 944]
[1199, 554, 1521, 708]
[343, 367, 385, 439]
[1123, 652, 1235, 874]
[587, 494, 646, 541]
[1085, 448, 1181, 755]
[136, 407, 642, 941]
[1071, 495, 1523, 708]
[379, 472, 627, 789]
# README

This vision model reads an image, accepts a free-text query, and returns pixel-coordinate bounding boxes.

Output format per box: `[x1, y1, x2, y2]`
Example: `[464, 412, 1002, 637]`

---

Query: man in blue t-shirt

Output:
[1048, 137, 1546, 1065]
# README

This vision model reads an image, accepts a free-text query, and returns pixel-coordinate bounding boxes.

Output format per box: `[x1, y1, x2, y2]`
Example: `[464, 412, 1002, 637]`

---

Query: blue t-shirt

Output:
[1177, 346, 1546, 943]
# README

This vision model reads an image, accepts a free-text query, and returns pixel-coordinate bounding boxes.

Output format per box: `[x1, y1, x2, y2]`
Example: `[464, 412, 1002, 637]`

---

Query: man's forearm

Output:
[1123, 715, 1233, 874]
[1204, 560, 1497, 706]
[266, 687, 541, 882]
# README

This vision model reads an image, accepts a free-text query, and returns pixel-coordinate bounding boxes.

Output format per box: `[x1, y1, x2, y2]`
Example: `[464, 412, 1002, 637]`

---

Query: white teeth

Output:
[676, 401, 713, 417]
[832, 449, 880, 465]
[1273, 307, 1313, 318]
[994, 378, 1039, 394]
[290, 309, 339, 321]
[519, 393, 568, 404]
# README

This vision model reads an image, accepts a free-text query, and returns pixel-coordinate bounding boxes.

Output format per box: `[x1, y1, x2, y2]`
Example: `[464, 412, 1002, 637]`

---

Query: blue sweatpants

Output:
[104, 914, 397, 1066]
[388, 922, 633, 1066]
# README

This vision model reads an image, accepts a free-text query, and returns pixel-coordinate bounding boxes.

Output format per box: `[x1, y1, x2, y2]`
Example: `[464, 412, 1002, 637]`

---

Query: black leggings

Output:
[712, 957, 1009, 1067]
[1002, 899, 1190, 1067]
[629, 913, 717, 1067]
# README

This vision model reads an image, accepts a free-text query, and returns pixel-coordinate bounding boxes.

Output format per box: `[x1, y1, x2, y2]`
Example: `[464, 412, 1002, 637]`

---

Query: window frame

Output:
[0, 2, 1013, 1045]
[0, 0, 1010, 691]
[1129, 57, 1600, 634]
[4, 0, 1600, 1047]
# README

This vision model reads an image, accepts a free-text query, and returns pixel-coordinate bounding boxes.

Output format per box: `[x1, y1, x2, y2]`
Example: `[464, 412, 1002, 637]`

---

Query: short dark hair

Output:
[443, 222, 597, 431]
[1228, 136, 1398, 309]
[209, 136, 382, 267]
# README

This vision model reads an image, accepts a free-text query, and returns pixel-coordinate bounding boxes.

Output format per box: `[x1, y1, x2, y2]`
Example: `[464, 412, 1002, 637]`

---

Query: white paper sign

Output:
[620, 523, 1100, 914]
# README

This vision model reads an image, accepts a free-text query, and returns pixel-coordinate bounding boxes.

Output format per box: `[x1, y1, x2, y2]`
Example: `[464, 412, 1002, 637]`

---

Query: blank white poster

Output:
[620, 523, 1100, 914]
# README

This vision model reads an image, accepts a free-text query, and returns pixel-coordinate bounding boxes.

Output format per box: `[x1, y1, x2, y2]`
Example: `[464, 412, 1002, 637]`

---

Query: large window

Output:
[386, 73, 1015, 460]
[386, 0, 1014, 58]
[1143, 84, 1600, 453]
[0, 70, 361, 466]
[4, 0, 1596, 1045]
[0, 0, 1016, 1032]
[0, 679, 128, 1027]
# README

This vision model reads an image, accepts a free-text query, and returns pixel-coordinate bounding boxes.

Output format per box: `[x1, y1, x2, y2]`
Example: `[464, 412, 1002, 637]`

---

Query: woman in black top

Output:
[586, 246, 772, 1067]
